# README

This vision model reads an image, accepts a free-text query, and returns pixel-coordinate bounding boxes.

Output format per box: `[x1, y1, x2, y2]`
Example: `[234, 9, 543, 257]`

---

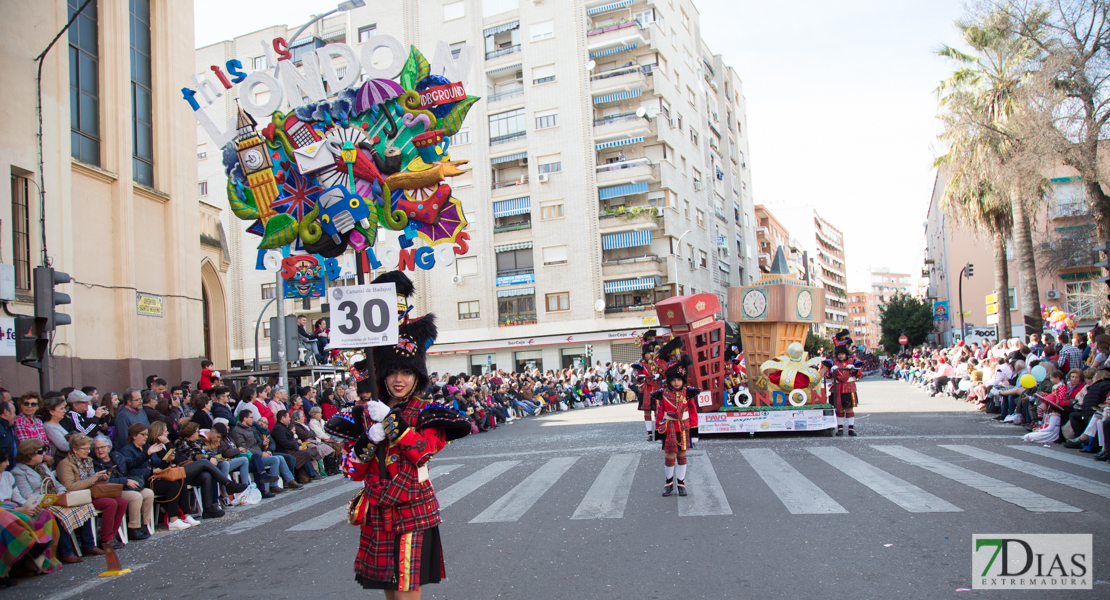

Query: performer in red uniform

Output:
[631, 331, 662, 441]
[326, 280, 470, 598]
[651, 337, 701, 497]
[825, 330, 861, 437]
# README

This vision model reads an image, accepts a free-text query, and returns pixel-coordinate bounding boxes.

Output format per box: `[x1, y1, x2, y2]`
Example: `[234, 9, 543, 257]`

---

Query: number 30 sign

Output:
[327, 283, 400, 349]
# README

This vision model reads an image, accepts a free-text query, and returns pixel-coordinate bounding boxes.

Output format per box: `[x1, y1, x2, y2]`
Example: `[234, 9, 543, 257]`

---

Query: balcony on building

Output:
[586, 12, 650, 55]
[495, 242, 536, 298]
[491, 153, 528, 196]
[596, 156, 658, 187]
[593, 109, 655, 140]
[497, 285, 537, 327]
[590, 63, 653, 98]
[493, 196, 532, 234]
[598, 181, 657, 226]
[603, 275, 664, 314]
[486, 64, 524, 106]
[601, 230, 665, 278]
[484, 21, 521, 61]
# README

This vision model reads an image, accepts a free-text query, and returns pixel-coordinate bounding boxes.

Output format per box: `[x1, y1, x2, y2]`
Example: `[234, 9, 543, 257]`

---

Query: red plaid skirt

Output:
[355, 520, 444, 591]
[659, 419, 689, 453]
[831, 390, 858, 410]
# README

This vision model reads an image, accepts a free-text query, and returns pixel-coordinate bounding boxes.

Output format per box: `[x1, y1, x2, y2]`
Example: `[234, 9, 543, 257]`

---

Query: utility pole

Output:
[276, 271, 287, 391]
[958, 262, 973, 342]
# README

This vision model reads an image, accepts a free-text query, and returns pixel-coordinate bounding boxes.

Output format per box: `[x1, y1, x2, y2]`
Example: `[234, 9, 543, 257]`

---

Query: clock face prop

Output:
[742, 289, 768, 319]
[796, 289, 813, 319]
[241, 148, 265, 172]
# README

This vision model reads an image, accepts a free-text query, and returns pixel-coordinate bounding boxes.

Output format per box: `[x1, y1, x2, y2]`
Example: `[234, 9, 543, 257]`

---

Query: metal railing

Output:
[490, 131, 527, 146]
[486, 44, 521, 60]
[498, 315, 537, 327]
[587, 20, 642, 37]
[593, 112, 642, 127]
[590, 64, 651, 82]
[595, 158, 653, 173]
[493, 221, 532, 233]
[488, 87, 524, 102]
[492, 176, 528, 190]
[602, 253, 661, 265]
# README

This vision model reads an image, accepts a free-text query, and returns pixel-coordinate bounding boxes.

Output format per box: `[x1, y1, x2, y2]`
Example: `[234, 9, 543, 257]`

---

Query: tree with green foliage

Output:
[804, 330, 833, 357]
[879, 293, 936, 354]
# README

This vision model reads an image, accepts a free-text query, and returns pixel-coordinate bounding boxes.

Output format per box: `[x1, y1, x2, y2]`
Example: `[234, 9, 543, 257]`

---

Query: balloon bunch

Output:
[1041, 305, 1077, 333]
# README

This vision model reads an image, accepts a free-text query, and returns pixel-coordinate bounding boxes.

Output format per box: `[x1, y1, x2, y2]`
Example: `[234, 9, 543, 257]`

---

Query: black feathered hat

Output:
[658, 337, 692, 385]
[639, 329, 658, 357]
[833, 328, 853, 358]
[373, 315, 438, 399]
[324, 404, 365, 441]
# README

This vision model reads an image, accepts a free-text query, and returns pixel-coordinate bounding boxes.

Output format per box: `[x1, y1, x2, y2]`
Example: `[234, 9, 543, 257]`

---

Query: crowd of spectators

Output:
[426, 362, 639, 431]
[886, 329, 1110, 458]
[0, 372, 352, 586]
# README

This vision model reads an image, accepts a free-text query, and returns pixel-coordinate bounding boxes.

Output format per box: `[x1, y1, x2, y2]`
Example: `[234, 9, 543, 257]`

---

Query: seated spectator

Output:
[112, 388, 149, 451]
[0, 504, 63, 582]
[114, 424, 192, 530]
[290, 410, 333, 478]
[202, 425, 249, 506]
[90, 437, 152, 540]
[190, 392, 214, 430]
[271, 410, 320, 482]
[209, 387, 235, 423]
[160, 421, 247, 517]
[229, 412, 293, 498]
[55, 434, 129, 550]
[13, 393, 51, 467]
[62, 390, 106, 438]
[39, 396, 70, 464]
[10, 440, 97, 558]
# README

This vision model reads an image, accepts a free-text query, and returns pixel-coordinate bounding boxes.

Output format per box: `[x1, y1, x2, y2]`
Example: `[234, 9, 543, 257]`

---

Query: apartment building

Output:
[847, 291, 880, 351]
[195, 0, 760, 373]
[923, 167, 1104, 345]
[870, 267, 913, 302]
[2, 0, 219, 392]
[755, 204, 789, 272]
[772, 206, 849, 334]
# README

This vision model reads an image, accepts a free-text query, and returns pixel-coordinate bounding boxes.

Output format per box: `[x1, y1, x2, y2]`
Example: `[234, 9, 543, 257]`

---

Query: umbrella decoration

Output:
[356, 78, 405, 138]
[416, 196, 467, 246]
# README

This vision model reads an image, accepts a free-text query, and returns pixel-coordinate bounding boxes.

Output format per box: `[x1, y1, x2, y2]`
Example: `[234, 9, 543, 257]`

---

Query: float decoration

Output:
[193, 36, 479, 270]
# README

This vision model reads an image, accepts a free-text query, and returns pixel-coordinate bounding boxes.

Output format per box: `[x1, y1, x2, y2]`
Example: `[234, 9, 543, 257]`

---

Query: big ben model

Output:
[727, 246, 824, 406]
[235, 105, 279, 223]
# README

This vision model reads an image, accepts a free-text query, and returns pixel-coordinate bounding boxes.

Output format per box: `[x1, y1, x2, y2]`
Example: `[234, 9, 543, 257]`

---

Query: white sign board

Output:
[0, 317, 14, 357]
[963, 325, 998, 346]
[327, 283, 399, 349]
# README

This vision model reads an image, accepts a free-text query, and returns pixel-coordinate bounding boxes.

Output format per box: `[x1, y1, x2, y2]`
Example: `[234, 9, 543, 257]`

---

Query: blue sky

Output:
[196, 0, 971, 290]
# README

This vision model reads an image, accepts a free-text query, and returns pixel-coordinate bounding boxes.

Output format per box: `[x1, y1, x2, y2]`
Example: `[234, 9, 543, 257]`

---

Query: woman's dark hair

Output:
[447, 376, 458, 386]
[155, 398, 171, 415]
[240, 386, 256, 403]
[127, 423, 149, 443]
[191, 392, 211, 412]
[38, 396, 66, 422]
[100, 392, 118, 418]
[320, 389, 334, 405]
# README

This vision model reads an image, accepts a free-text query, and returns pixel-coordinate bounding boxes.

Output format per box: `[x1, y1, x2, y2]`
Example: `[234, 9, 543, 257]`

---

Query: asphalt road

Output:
[13, 377, 1110, 599]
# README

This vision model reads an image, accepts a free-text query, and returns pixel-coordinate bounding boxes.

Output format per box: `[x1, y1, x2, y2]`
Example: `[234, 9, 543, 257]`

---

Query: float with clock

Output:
[700, 247, 838, 436]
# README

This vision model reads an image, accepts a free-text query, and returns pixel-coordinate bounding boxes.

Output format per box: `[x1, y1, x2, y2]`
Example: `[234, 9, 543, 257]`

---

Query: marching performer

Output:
[651, 338, 701, 497]
[825, 330, 862, 437]
[631, 331, 663, 441]
[326, 273, 471, 598]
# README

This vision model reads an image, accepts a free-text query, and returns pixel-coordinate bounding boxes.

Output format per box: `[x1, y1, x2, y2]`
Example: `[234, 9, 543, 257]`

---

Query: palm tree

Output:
[936, 10, 1044, 337]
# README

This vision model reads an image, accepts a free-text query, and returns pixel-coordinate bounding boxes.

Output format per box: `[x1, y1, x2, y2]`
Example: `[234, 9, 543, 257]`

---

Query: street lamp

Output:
[286, 0, 366, 48]
[958, 262, 973, 342]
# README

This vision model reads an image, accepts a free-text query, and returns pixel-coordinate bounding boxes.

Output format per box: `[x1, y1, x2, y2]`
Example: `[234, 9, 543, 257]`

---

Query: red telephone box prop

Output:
[655, 293, 725, 411]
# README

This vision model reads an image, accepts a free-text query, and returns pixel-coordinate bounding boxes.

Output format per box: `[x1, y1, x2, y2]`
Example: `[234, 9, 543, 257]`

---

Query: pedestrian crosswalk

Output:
[268, 443, 1108, 535]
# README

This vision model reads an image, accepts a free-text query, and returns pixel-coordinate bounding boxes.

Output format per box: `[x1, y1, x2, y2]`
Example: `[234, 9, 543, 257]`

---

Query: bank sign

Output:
[973, 534, 1091, 589]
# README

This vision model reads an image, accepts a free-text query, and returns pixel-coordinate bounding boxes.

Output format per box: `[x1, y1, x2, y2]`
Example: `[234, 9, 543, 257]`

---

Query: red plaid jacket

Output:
[652, 387, 700, 433]
[13, 414, 50, 451]
[827, 360, 860, 396]
[359, 398, 447, 534]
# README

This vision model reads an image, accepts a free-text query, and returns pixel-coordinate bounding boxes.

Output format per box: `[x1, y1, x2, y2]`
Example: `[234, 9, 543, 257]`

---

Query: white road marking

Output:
[741, 448, 847, 514]
[40, 563, 151, 600]
[437, 460, 519, 510]
[470, 457, 579, 523]
[571, 453, 641, 519]
[808, 446, 962, 513]
[942, 445, 1110, 501]
[872, 445, 1081, 513]
[1008, 445, 1110, 474]
[679, 453, 733, 517]
[214, 481, 361, 535]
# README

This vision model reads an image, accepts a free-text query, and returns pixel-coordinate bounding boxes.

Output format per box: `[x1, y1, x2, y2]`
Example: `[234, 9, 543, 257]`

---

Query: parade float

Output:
[696, 247, 837, 436]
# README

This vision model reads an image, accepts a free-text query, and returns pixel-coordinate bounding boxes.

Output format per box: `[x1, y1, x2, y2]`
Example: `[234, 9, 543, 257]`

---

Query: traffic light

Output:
[14, 315, 48, 366]
[33, 266, 71, 331]
[1094, 242, 1110, 302]
[967, 263, 974, 277]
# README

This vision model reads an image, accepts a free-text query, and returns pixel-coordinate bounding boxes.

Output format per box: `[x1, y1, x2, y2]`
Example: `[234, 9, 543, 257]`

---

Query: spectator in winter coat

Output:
[112, 389, 149, 451]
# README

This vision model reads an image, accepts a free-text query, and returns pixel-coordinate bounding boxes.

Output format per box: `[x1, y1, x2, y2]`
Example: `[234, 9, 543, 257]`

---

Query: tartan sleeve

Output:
[394, 427, 445, 468]
[373, 462, 419, 507]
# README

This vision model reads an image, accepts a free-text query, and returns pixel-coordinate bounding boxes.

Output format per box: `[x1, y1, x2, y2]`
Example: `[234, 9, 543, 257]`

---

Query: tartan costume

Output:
[652, 387, 700, 453]
[351, 396, 448, 591]
[828, 358, 860, 416]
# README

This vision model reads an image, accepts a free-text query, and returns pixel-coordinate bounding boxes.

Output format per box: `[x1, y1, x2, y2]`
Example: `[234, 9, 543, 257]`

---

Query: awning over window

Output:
[590, 42, 637, 59]
[593, 89, 642, 104]
[587, 0, 633, 15]
[602, 230, 652, 250]
[497, 286, 535, 298]
[493, 197, 531, 217]
[495, 241, 533, 252]
[486, 62, 522, 75]
[596, 136, 643, 150]
[491, 152, 527, 165]
[605, 276, 658, 294]
[484, 21, 520, 36]
[599, 182, 649, 200]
